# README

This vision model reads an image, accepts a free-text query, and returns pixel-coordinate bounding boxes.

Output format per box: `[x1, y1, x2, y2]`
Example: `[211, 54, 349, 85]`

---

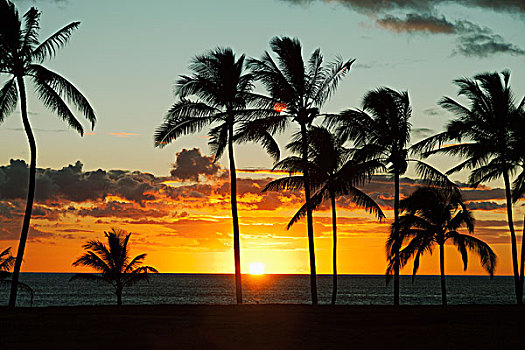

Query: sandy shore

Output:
[1, 304, 524, 349]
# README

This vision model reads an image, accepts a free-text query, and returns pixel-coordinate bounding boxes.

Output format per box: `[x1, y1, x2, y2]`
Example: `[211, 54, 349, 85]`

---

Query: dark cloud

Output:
[282, 0, 525, 58]
[467, 201, 506, 210]
[377, 13, 457, 33]
[412, 127, 435, 138]
[423, 107, 442, 116]
[283, 0, 525, 15]
[170, 148, 221, 182]
[0, 159, 160, 205]
[455, 33, 525, 57]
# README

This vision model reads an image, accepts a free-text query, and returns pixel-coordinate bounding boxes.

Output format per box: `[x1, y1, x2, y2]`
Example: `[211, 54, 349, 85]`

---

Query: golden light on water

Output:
[249, 262, 265, 275]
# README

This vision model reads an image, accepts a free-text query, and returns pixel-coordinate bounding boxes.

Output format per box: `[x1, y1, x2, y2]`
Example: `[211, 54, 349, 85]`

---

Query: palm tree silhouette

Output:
[264, 126, 385, 304]
[154, 47, 278, 304]
[0, 247, 34, 306]
[386, 186, 496, 306]
[0, 0, 96, 307]
[70, 229, 158, 306]
[248, 37, 354, 304]
[0, 247, 15, 280]
[330, 87, 444, 305]
[413, 71, 524, 303]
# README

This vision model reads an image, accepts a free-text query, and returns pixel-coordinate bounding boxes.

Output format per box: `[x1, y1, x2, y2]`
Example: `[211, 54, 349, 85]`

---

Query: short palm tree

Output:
[248, 37, 354, 304]
[0, 247, 15, 280]
[70, 229, 158, 306]
[413, 71, 524, 303]
[154, 47, 278, 304]
[0, 0, 96, 307]
[330, 87, 446, 305]
[386, 186, 497, 306]
[0, 247, 34, 306]
[264, 126, 385, 304]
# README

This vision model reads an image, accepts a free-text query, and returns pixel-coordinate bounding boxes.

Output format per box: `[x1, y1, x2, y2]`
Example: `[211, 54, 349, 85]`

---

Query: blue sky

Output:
[2, 0, 525, 178]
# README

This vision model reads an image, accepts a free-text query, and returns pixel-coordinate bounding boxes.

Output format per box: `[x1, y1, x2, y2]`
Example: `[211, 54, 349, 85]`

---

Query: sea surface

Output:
[0, 273, 516, 307]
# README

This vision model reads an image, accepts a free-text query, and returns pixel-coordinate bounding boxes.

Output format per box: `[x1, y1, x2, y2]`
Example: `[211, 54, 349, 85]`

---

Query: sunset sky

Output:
[1, 0, 524, 275]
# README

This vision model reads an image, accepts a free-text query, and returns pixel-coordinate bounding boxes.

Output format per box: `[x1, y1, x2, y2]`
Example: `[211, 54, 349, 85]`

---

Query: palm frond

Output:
[263, 175, 304, 192]
[234, 124, 280, 162]
[287, 185, 328, 229]
[29, 64, 96, 128]
[31, 21, 80, 62]
[208, 123, 228, 161]
[33, 75, 84, 134]
[310, 58, 355, 107]
[0, 78, 18, 124]
[449, 232, 497, 277]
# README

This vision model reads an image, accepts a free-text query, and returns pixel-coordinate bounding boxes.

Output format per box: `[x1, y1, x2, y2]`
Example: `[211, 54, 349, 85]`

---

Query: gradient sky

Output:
[1, 0, 524, 275]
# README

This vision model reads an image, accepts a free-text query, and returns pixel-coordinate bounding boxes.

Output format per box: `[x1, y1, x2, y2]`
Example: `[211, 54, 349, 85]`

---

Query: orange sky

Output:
[1, 148, 523, 276]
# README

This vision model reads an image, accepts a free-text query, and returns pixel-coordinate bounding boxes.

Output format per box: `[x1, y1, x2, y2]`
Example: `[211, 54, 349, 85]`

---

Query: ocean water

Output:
[0, 273, 516, 307]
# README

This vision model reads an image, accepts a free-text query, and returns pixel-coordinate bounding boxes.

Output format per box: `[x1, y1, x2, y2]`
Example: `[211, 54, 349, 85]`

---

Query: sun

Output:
[248, 262, 265, 275]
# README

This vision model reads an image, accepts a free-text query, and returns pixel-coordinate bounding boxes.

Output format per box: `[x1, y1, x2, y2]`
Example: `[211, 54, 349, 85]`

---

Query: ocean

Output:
[0, 273, 516, 307]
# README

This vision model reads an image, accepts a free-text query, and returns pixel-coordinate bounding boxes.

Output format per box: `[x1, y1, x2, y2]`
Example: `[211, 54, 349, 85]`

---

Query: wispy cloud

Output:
[106, 132, 140, 138]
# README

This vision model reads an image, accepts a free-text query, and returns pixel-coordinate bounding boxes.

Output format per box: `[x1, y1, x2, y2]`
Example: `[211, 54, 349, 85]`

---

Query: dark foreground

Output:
[1, 305, 524, 349]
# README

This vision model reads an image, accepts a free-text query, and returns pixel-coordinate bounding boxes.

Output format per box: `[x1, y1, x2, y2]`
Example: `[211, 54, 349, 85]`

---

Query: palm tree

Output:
[386, 186, 497, 306]
[0, 0, 96, 307]
[0, 247, 15, 280]
[0, 247, 34, 306]
[264, 126, 385, 304]
[70, 228, 158, 306]
[248, 37, 354, 304]
[330, 87, 445, 306]
[413, 71, 524, 303]
[154, 47, 278, 304]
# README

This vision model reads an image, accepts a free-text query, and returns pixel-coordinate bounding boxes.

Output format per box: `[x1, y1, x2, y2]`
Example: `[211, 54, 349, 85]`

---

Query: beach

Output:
[1, 304, 524, 349]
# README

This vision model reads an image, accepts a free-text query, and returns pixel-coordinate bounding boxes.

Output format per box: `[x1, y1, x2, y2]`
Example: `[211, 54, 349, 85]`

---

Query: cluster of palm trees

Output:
[156, 37, 524, 306]
[1, 0, 523, 308]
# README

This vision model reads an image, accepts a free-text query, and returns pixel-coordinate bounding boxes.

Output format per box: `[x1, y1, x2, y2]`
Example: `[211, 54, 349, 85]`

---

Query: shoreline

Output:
[1, 304, 524, 349]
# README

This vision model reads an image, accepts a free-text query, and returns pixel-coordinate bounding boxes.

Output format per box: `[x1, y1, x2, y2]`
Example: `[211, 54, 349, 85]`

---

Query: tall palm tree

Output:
[413, 71, 525, 303]
[70, 228, 158, 306]
[264, 126, 385, 304]
[386, 186, 497, 306]
[0, 0, 96, 307]
[248, 37, 354, 304]
[154, 47, 278, 304]
[330, 87, 445, 305]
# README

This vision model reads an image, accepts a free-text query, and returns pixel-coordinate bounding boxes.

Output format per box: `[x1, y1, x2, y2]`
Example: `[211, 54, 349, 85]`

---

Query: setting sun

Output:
[248, 262, 265, 275]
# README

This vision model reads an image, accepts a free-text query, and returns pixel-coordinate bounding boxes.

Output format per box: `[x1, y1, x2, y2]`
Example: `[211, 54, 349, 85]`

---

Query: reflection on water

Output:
[0, 273, 515, 307]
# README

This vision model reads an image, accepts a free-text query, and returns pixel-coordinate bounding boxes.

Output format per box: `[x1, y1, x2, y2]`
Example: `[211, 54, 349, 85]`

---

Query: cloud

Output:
[283, 0, 525, 15]
[281, 0, 525, 57]
[467, 201, 506, 210]
[170, 148, 221, 182]
[455, 33, 525, 57]
[412, 127, 435, 138]
[377, 13, 457, 33]
[106, 132, 140, 138]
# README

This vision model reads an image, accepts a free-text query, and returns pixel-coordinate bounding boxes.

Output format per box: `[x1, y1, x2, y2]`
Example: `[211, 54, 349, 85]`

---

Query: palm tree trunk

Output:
[300, 122, 318, 305]
[9, 77, 36, 308]
[393, 172, 400, 306]
[330, 191, 338, 305]
[116, 285, 123, 306]
[520, 215, 525, 301]
[439, 243, 447, 306]
[503, 171, 522, 304]
[228, 124, 242, 304]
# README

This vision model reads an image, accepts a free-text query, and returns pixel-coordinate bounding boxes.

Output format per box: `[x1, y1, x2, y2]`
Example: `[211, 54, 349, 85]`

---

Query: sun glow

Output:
[248, 262, 265, 275]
